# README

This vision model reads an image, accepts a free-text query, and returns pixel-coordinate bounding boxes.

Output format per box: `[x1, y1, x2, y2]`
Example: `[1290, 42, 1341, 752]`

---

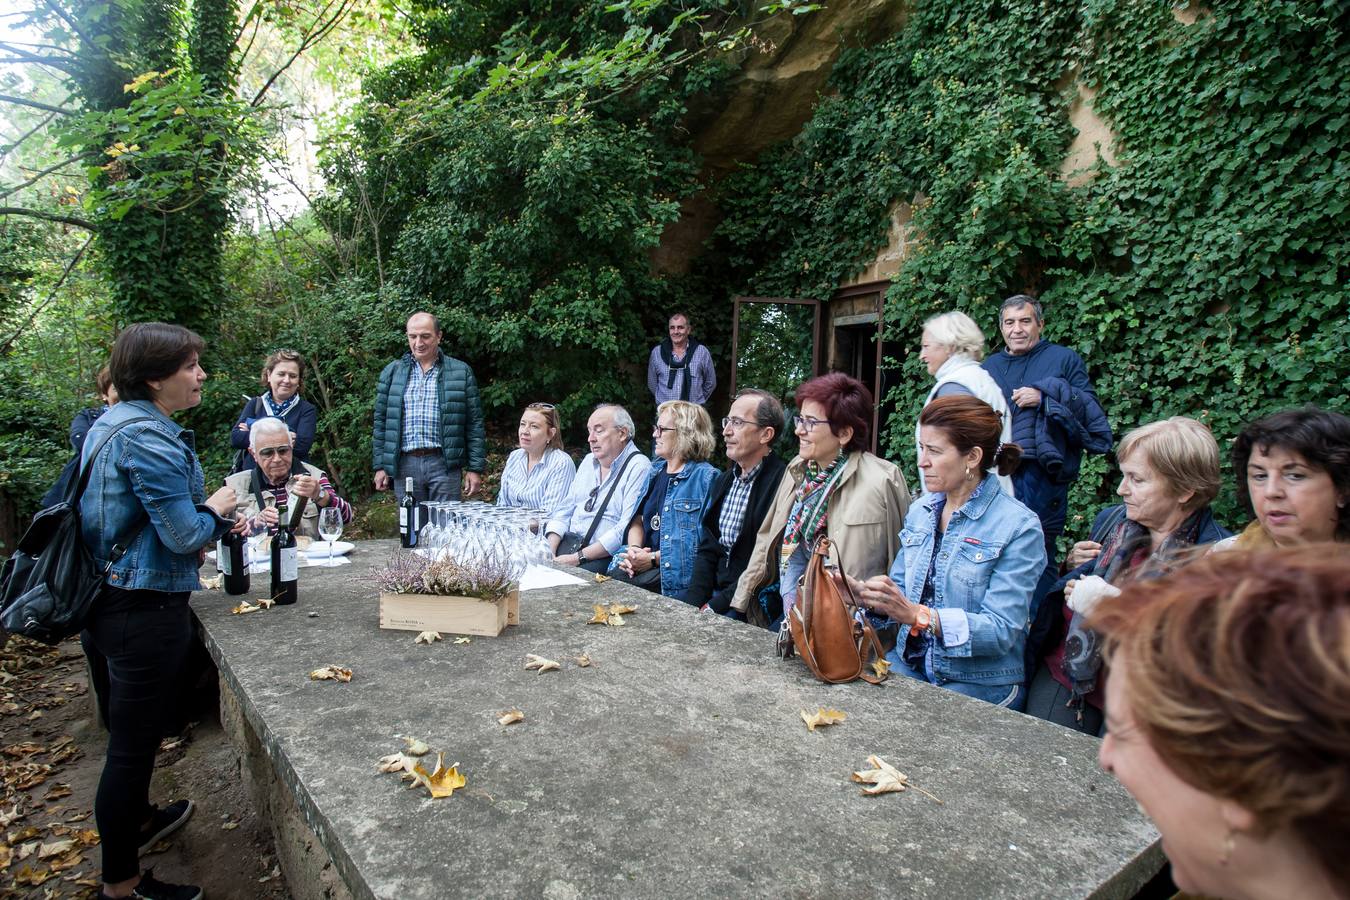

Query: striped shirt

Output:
[496, 447, 577, 521]
[245, 474, 353, 536]
[718, 460, 763, 551]
[401, 361, 441, 452]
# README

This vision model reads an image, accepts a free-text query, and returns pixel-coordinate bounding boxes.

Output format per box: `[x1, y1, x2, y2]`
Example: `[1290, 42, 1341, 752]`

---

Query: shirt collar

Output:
[734, 459, 764, 483]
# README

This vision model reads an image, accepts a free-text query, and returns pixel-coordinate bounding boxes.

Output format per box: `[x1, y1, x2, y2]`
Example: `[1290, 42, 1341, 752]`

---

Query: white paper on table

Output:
[519, 564, 586, 591]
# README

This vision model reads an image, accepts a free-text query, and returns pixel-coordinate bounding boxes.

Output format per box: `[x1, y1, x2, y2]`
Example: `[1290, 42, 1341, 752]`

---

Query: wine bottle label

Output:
[399, 508, 408, 529]
[218, 540, 230, 575]
[279, 547, 298, 581]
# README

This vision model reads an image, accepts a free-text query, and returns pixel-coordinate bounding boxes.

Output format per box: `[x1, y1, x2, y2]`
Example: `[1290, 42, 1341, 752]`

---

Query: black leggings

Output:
[81, 586, 191, 883]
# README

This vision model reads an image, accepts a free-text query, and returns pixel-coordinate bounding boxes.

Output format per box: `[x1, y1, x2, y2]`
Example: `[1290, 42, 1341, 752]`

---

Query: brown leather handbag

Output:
[787, 538, 886, 684]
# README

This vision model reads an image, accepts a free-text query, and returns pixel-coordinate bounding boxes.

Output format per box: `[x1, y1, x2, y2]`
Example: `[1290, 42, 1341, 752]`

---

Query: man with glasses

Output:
[226, 417, 353, 539]
[545, 404, 649, 573]
[685, 389, 789, 614]
[372, 311, 487, 509]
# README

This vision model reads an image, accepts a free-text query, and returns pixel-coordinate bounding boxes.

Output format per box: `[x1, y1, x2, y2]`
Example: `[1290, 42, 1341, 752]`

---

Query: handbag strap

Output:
[580, 450, 641, 547]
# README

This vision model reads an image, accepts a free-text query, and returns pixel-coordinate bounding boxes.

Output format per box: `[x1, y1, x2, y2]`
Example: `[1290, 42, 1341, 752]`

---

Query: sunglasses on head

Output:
[528, 402, 557, 411]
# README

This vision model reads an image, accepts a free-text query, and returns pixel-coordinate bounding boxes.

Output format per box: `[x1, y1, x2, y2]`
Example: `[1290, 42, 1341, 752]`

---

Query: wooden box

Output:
[379, 590, 518, 637]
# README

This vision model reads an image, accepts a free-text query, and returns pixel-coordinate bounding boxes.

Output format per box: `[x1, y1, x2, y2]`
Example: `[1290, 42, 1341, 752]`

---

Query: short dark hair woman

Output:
[1215, 405, 1350, 549]
[229, 348, 318, 469]
[82, 323, 238, 900]
[732, 372, 911, 627]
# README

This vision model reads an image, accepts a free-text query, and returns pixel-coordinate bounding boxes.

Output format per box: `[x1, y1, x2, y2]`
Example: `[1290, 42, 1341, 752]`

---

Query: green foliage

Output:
[714, 0, 1349, 538]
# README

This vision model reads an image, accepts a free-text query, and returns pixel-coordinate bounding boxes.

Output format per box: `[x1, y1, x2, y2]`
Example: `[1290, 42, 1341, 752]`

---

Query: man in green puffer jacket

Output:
[372, 312, 486, 508]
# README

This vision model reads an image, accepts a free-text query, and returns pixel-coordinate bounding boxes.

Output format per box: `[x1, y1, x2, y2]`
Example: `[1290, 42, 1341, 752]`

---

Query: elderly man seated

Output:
[226, 416, 352, 538]
[546, 404, 649, 573]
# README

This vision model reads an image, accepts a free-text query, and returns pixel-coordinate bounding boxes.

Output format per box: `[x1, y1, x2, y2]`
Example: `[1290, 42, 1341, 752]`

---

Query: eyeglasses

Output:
[583, 485, 600, 513]
[256, 446, 293, 459]
[721, 416, 760, 430]
[793, 415, 829, 431]
[652, 424, 678, 436]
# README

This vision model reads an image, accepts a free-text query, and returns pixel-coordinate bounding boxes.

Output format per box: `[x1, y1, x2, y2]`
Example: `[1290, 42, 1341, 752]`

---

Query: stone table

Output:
[192, 539, 1161, 900]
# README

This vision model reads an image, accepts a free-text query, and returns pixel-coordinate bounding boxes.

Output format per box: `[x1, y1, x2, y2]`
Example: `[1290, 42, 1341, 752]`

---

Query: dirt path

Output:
[1, 636, 289, 900]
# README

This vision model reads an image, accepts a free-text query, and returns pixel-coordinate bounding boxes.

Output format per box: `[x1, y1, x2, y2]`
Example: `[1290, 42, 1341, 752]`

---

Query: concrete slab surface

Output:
[192, 540, 1161, 900]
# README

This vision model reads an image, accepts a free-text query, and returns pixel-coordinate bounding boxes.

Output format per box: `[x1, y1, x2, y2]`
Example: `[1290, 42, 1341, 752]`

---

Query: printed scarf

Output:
[658, 338, 701, 401]
[779, 450, 848, 574]
[261, 391, 299, 420]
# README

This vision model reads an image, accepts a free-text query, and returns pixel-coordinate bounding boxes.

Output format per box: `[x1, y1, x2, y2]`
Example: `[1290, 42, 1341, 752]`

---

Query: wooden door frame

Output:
[728, 296, 822, 397]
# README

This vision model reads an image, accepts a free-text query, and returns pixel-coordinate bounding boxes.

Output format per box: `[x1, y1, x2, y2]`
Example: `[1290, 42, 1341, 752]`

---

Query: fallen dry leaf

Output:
[74, 828, 98, 846]
[0, 803, 23, 827]
[412, 753, 466, 799]
[13, 863, 54, 886]
[453, 637, 471, 645]
[497, 709, 524, 726]
[201, 574, 223, 590]
[308, 665, 353, 683]
[48, 848, 83, 871]
[402, 737, 431, 756]
[800, 708, 847, 732]
[16, 840, 38, 861]
[377, 752, 417, 775]
[230, 601, 260, 615]
[256, 597, 275, 609]
[0, 843, 10, 869]
[587, 605, 609, 625]
[871, 658, 891, 680]
[850, 755, 941, 803]
[593, 573, 611, 583]
[414, 631, 442, 644]
[2, 741, 45, 757]
[38, 839, 74, 860]
[221, 821, 239, 831]
[588, 603, 638, 626]
[524, 654, 561, 674]
[574, 654, 592, 668]
[43, 783, 72, 802]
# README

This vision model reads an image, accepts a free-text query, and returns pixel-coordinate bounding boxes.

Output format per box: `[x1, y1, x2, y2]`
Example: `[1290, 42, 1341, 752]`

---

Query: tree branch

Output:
[1, 113, 58, 164]
[0, 92, 75, 116]
[0, 206, 97, 230]
[0, 235, 93, 355]
[0, 42, 77, 72]
[249, 0, 354, 107]
[0, 151, 96, 200]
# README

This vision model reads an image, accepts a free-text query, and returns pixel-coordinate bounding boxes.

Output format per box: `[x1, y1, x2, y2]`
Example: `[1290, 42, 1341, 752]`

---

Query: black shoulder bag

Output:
[1, 416, 154, 645]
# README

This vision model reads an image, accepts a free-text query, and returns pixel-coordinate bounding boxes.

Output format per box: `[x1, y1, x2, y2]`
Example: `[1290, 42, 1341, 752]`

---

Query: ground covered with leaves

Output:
[0, 637, 288, 899]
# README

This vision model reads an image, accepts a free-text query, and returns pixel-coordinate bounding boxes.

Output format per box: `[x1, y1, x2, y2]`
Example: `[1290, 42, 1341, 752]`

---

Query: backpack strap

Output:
[74, 415, 157, 564]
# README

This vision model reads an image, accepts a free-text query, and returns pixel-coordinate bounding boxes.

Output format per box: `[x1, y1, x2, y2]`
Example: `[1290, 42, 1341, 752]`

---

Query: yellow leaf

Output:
[256, 597, 275, 609]
[524, 653, 560, 673]
[13, 864, 54, 886]
[413, 631, 442, 644]
[414, 752, 466, 799]
[588, 604, 609, 624]
[376, 752, 417, 774]
[497, 709, 524, 726]
[871, 658, 891, 680]
[221, 821, 239, 831]
[574, 654, 592, 667]
[308, 665, 352, 682]
[201, 574, 223, 590]
[401, 737, 431, 756]
[64, 186, 80, 196]
[231, 601, 259, 615]
[453, 637, 471, 644]
[173, 106, 186, 115]
[593, 573, 611, 583]
[609, 603, 638, 615]
[800, 708, 847, 732]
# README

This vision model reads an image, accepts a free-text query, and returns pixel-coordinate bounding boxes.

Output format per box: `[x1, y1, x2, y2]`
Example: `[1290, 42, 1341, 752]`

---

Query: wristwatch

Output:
[317, 487, 329, 506]
[577, 549, 587, 562]
[910, 606, 932, 637]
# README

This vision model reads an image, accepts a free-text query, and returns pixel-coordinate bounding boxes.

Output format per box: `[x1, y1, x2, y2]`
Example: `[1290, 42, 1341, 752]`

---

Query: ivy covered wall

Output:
[712, 0, 1348, 530]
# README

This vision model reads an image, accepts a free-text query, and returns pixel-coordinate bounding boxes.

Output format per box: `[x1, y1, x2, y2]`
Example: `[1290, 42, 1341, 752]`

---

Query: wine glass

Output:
[317, 506, 344, 567]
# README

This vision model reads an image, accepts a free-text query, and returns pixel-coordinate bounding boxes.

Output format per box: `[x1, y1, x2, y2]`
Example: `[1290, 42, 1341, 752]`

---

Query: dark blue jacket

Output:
[230, 395, 318, 463]
[372, 350, 486, 477]
[983, 340, 1112, 484]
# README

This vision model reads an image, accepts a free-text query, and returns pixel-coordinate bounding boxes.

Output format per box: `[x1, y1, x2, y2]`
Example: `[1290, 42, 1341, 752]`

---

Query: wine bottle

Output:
[220, 529, 249, 595]
[271, 496, 299, 606]
[400, 477, 419, 548]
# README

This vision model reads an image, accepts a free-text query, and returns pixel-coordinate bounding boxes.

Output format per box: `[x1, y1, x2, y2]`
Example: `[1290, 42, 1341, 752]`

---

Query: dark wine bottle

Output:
[400, 477, 419, 548]
[271, 496, 299, 606]
[220, 530, 249, 595]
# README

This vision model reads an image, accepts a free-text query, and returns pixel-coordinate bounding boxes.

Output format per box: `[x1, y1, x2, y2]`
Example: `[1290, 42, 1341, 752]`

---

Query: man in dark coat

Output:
[982, 295, 1112, 582]
[372, 312, 486, 507]
[685, 389, 789, 615]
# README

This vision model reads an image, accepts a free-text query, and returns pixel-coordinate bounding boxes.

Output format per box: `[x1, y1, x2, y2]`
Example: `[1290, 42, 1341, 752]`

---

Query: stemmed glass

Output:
[317, 506, 344, 567]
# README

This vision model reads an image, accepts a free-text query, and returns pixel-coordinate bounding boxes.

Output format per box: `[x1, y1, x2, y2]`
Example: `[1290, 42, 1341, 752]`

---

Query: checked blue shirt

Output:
[401, 360, 442, 452]
[717, 460, 763, 552]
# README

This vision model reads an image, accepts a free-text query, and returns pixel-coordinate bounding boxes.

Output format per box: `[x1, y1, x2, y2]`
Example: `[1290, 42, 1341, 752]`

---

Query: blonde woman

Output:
[917, 311, 1012, 494]
[611, 401, 718, 600]
[496, 402, 576, 521]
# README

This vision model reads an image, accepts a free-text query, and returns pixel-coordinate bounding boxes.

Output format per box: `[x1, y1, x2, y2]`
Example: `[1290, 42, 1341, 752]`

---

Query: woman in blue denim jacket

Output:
[611, 400, 717, 601]
[853, 395, 1045, 709]
[80, 323, 238, 900]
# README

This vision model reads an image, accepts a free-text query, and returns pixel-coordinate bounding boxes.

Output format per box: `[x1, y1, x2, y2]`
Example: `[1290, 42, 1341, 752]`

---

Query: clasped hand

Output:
[617, 546, 656, 575]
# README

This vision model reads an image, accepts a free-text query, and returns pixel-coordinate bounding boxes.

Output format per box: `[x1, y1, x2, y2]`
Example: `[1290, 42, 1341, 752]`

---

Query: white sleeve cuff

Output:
[937, 608, 970, 648]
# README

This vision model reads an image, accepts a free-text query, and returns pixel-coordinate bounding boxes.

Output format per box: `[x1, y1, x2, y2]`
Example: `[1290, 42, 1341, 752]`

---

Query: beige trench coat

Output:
[732, 451, 910, 625]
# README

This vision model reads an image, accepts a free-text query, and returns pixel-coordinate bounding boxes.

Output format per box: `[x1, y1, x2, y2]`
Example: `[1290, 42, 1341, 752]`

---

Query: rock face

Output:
[653, 0, 910, 274]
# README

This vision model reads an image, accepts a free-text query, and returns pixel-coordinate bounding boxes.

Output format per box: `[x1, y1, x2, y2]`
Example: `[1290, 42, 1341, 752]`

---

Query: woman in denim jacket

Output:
[80, 323, 238, 900]
[611, 400, 717, 601]
[853, 395, 1044, 709]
